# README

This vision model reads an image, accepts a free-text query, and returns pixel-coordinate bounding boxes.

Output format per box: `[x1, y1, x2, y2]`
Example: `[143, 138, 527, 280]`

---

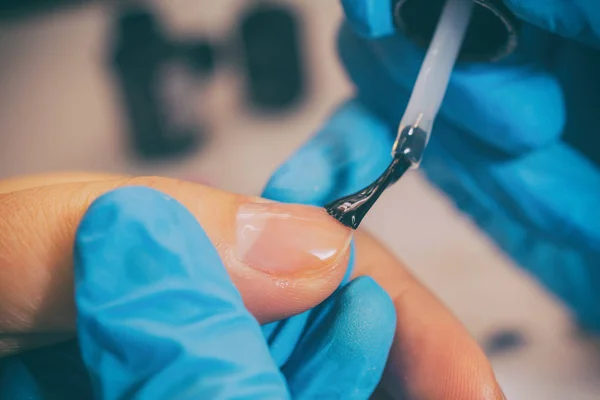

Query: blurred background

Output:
[0, 1, 599, 398]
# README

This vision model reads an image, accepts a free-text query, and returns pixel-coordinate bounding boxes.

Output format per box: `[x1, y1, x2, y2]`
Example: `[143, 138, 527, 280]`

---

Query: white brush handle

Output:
[394, 0, 474, 161]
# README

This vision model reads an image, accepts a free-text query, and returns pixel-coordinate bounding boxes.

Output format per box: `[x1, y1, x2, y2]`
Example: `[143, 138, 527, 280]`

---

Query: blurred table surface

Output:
[0, 1, 599, 398]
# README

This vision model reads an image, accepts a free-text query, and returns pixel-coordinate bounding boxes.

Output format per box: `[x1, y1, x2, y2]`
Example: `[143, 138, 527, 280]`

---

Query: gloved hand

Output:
[0, 173, 504, 399]
[0, 185, 395, 399]
[264, 0, 600, 331]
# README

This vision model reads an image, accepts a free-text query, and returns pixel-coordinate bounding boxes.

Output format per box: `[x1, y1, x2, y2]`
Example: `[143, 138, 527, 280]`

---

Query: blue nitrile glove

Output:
[264, 1, 600, 330]
[0, 186, 395, 400]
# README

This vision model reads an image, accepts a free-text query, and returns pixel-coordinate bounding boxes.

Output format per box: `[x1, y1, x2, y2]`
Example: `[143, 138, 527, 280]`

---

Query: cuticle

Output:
[238, 200, 338, 224]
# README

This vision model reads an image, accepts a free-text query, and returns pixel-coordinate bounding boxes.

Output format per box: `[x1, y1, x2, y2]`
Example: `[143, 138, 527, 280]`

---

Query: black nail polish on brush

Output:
[324, 155, 412, 229]
[325, 124, 427, 229]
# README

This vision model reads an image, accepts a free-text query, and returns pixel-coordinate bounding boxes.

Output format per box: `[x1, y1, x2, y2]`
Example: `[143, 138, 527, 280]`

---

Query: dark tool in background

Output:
[1, 0, 308, 161]
[110, 5, 215, 160]
[0, 0, 86, 21]
[109, 1, 307, 161]
[238, 3, 305, 112]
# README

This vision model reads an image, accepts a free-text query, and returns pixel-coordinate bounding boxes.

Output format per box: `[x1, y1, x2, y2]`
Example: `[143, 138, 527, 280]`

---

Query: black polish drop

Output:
[324, 155, 412, 229]
[393, 125, 428, 164]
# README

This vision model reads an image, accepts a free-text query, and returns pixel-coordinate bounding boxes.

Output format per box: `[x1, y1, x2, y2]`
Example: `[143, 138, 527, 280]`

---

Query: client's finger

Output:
[75, 187, 290, 399]
[0, 172, 123, 194]
[0, 175, 351, 356]
[353, 230, 504, 400]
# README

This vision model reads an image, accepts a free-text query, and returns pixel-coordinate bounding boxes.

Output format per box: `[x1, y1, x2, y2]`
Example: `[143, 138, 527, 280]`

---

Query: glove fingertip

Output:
[262, 146, 335, 205]
[284, 276, 395, 399]
[341, 0, 396, 38]
[338, 276, 397, 342]
[75, 186, 223, 305]
[504, 0, 588, 40]
[75, 188, 291, 400]
[263, 99, 389, 205]
[0, 358, 42, 400]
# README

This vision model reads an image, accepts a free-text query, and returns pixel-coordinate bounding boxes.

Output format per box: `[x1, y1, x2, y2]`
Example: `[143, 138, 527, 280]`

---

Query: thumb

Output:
[0, 174, 351, 356]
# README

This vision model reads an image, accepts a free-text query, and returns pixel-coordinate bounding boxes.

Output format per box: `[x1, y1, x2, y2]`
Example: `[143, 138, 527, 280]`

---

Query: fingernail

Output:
[236, 202, 352, 275]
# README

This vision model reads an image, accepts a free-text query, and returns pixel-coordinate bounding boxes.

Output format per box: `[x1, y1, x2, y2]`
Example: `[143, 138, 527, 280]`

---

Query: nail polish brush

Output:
[325, 0, 475, 229]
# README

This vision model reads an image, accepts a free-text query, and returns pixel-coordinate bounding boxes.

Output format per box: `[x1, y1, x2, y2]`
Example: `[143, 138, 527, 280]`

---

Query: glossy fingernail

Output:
[236, 202, 351, 275]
